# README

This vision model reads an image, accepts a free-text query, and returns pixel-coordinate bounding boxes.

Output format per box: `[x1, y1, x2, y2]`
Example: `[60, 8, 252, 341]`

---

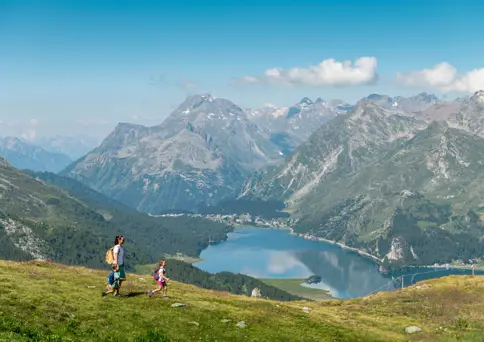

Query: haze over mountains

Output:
[0, 137, 73, 173]
[0, 135, 99, 173]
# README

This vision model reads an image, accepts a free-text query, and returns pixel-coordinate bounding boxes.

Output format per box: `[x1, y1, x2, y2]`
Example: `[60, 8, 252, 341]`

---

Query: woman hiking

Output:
[112, 235, 126, 295]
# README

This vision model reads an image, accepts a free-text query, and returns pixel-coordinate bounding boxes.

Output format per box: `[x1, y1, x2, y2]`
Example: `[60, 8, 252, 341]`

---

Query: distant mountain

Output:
[0, 137, 72, 172]
[34, 135, 99, 160]
[366, 92, 439, 113]
[241, 92, 484, 266]
[246, 97, 352, 155]
[61, 94, 285, 213]
[0, 157, 231, 266]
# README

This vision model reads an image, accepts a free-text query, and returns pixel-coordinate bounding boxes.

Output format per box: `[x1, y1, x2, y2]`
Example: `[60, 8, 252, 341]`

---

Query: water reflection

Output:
[195, 227, 482, 299]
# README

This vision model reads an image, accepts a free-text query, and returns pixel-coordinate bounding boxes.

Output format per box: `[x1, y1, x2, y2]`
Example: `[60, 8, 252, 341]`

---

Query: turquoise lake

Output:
[195, 227, 483, 299]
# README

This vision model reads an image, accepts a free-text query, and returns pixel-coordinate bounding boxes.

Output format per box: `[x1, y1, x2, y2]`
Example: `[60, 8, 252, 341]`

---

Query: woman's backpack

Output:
[105, 247, 115, 265]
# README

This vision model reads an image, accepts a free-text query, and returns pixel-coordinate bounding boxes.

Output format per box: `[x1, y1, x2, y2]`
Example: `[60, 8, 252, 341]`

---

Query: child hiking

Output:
[149, 259, 169, 298]
[102, 264, 121, 296]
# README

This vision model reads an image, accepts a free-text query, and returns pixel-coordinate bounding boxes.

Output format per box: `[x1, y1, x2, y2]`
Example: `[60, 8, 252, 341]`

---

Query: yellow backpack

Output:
[105, 247, 115, 265]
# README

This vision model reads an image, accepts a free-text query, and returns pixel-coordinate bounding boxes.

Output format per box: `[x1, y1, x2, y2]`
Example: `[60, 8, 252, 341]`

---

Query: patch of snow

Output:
[400, 190, 415, 198]
[271, 107, 287, 118]
[410, 246, 419, 259]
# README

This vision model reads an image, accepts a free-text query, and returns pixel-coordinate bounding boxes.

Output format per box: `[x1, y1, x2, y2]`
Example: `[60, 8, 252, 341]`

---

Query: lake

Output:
[194, 227, 483, 299]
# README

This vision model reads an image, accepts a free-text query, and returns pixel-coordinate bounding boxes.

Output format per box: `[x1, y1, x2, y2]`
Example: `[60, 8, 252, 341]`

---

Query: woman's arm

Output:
[112, 246, 119, 265]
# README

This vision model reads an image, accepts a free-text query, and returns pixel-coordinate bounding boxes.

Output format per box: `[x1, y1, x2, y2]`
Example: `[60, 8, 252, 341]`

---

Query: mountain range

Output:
[61, 94, 348, 213]
[246, 97, 352, 154]
[4, 90, 484, 267]
[241, 91, 484, 265]
[0, 136, 72, 173]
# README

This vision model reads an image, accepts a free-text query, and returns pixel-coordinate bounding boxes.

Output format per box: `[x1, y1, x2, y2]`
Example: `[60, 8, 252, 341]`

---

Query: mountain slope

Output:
[0, 158, 231, 267]
[62, 94, 284, 212]
[242, 99, 425, 204]
[2, 260, 484, 342]
[0, 137, 72, 172]
[246, 97, 351, 155]
[242, 94, 484, 265]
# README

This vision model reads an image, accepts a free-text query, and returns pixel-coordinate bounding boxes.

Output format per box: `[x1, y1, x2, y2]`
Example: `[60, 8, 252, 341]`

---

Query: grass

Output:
[259, 278, 331, 300]
[1, 260, 484, 341]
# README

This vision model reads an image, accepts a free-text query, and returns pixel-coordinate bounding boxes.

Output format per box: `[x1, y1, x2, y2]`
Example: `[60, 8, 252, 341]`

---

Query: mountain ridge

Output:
[240, 91, 484, 266]
[0, 136, 72, 172]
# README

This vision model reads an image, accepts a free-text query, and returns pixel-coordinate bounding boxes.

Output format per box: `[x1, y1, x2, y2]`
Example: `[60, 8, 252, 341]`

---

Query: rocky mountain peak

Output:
[470, 90, 484, 107]
[299, 97, 313, 106]
[173, 94, 244, 118]
[414, 92, 438, 103]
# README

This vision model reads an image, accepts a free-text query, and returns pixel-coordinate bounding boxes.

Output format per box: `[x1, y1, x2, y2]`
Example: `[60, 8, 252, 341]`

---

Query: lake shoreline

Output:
[153, 212, 483, 272]
[230, 223, 384, 264]
[228, 224, 484, 272]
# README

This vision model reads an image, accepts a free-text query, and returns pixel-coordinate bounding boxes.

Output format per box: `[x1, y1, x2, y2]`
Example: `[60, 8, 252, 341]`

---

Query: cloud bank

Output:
[397, 62, 484, 93]
[240, 57, 378, 87]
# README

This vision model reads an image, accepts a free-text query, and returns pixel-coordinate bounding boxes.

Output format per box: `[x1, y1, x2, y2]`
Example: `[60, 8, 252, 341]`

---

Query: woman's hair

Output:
[159, 259, 165, 265]
[114, 235, 124, 245]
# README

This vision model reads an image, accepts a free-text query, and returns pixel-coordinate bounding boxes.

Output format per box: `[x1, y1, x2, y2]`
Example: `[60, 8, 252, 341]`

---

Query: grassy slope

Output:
[259, 278, 331, 300]
[1, 260, 484, 342]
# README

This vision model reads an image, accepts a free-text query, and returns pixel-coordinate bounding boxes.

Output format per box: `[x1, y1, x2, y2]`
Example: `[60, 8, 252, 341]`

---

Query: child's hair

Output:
[112, 264, 119, 271]
[159, 259, 165, 265]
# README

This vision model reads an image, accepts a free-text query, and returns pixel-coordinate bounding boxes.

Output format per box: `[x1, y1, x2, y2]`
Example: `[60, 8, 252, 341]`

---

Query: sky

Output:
[1, 0, 484, 139]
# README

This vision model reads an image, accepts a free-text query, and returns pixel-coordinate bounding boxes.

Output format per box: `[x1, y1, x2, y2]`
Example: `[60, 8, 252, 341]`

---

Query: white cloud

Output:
[396, 62, 484, 93]
[240, 57, 378, 87]
[241, 76, 260, 84]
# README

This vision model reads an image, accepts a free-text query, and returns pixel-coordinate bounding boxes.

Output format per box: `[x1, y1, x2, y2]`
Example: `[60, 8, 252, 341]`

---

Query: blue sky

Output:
[1, 0, 483, 138]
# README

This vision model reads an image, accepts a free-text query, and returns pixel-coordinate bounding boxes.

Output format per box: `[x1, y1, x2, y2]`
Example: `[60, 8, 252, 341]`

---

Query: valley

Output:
[2, 91, 484, 293]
